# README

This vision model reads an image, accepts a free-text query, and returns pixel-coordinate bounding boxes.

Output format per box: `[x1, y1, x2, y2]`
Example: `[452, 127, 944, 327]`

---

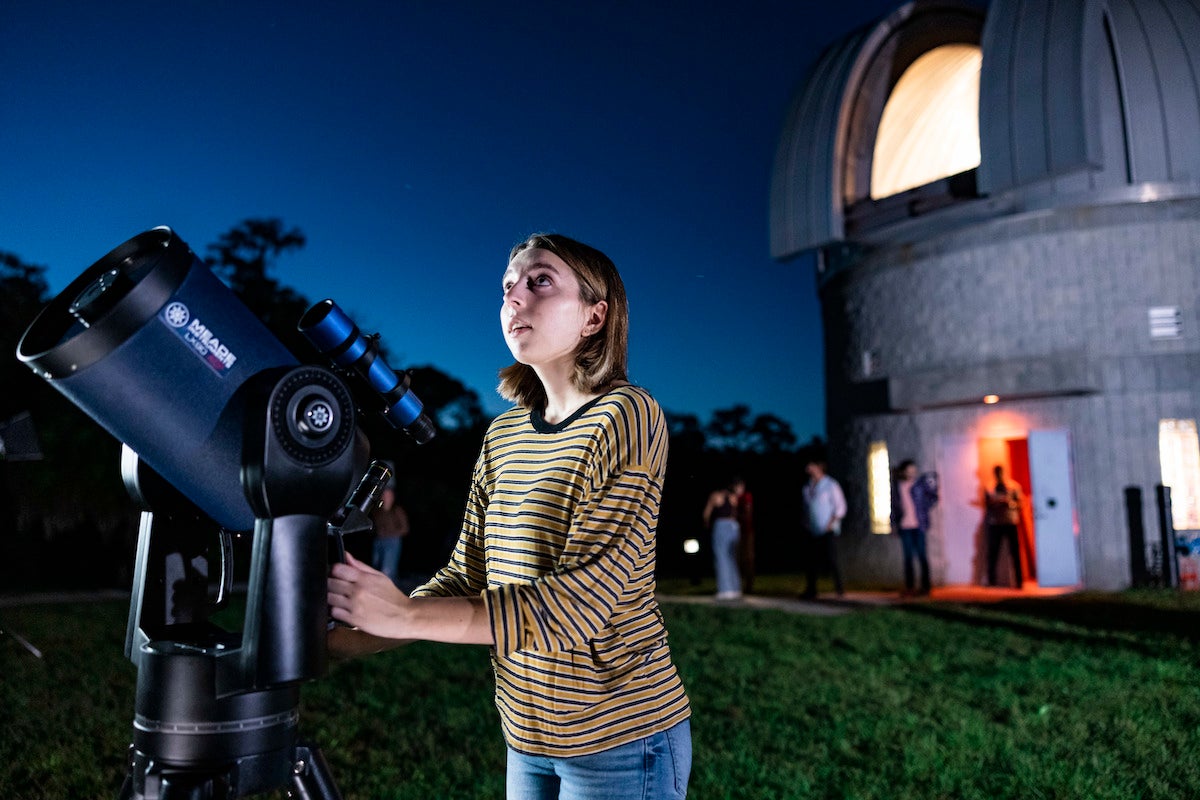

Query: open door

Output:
[1028, 429, 1081, 587]
[936, 435, 983, 585]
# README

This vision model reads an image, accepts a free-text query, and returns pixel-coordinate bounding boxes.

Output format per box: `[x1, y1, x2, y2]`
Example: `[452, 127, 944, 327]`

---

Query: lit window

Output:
[871, 44, 982, 199]
[868, 441, 892, 534]
[1159, 419, 1200, 530]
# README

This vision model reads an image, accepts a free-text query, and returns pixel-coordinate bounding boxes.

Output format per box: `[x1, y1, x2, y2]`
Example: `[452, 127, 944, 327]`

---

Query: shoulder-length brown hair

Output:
[497, 233, 629, 409]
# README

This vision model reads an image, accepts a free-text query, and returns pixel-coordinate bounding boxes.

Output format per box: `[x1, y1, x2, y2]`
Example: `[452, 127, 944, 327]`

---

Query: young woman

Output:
[703, 480, 742, 600]
[327, 233, 692, 799]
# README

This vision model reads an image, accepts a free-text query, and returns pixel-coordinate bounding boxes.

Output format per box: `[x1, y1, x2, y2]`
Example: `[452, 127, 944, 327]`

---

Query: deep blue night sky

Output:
[2, 1, 900, 438]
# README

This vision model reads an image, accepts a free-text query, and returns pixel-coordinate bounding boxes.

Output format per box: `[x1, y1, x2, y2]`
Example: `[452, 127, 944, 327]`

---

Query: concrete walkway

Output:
[0, 584, 1075, 614]
[658, 583, 1076, 616]
[660, 592, 871, 616]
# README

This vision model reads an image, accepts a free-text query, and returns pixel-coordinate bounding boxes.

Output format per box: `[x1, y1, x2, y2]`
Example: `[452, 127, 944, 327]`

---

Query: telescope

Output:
[16, 227, 433, 799]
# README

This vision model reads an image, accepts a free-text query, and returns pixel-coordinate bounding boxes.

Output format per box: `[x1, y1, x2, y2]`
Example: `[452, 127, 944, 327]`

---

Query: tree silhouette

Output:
[705, 404, 754, 451]
[1, 252, 51, 419]
[704, 404, 798, 454]
[1, 250, 133, 586]
[405, 365, 489, 434]
[204, 218, 310, 354]
[750, 412, 798, 453]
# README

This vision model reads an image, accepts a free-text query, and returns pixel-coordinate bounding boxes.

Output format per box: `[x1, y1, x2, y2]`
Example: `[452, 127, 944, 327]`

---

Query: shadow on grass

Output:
[895, 592, 1200, 656]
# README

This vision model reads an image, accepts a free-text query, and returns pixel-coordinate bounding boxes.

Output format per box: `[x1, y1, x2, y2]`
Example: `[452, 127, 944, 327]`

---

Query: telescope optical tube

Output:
[17, 227, 302, 530]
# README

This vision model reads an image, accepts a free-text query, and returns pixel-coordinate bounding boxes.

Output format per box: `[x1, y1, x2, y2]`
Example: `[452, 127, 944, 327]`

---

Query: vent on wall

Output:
[862, 349, 878, 377]
[1149, 306, 1182, 339]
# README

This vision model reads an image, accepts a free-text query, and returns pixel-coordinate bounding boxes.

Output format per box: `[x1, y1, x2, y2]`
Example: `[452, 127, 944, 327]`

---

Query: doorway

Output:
[977, 436, 1035, 587]
[935, 429, 1080, 588]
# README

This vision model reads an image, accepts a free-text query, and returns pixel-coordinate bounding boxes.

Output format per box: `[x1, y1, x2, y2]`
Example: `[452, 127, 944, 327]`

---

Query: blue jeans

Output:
[711, 519, 741, 595]
[371, 536, 402, 583]
[898, 527, 930, 592]
[803, 533, 843, 596]
[506, 718, 692, 800]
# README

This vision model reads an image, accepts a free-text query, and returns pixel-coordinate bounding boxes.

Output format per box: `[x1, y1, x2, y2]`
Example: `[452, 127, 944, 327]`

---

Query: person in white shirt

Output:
[801, 458, 846, 598]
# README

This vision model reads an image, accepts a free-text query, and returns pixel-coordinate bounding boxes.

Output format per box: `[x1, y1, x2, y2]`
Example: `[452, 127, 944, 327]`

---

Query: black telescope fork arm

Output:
[117, 364, 369, 799]
[116, 512, 344, 800]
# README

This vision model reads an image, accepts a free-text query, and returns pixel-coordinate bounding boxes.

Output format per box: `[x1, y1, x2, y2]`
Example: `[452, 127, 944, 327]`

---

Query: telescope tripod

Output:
[119, 739, 342, 800]
[114, 435, 378, 799]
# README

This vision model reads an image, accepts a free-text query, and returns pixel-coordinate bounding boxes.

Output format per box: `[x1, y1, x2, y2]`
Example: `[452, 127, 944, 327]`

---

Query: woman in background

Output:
[704, 479, 743, 600]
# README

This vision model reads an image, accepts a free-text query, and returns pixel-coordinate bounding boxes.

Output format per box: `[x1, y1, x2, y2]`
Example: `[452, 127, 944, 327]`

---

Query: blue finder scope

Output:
[298, 300, 435, 445]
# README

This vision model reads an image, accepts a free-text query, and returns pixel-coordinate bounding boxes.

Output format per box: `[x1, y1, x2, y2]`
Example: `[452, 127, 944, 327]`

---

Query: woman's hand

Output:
[328, 552, 495, 646]
[327, 552, 411, 639]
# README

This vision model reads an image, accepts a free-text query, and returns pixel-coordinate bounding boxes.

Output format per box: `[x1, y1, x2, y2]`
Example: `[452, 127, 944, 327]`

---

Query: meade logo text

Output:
[185, 317, 238, 370]
[159, 300, 239, 375]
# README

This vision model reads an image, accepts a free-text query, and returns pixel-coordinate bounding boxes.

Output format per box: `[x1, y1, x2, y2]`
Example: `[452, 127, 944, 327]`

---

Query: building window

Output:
[868, 441, 892, 534]
[1159, 419, 1200, 530]
[871, 43, 982, 199]
[1149, 306, 1182, 339]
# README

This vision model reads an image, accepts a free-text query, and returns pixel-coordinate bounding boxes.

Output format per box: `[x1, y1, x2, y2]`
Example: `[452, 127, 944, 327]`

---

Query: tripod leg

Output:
[116, 746, 238, 800]
[118, 745, 143, 800]
[289, 743, 344, 800]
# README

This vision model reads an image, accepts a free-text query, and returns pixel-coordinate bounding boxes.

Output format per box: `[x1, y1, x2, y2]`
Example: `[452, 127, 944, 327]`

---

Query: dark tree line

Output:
[0, 219, 820, 592]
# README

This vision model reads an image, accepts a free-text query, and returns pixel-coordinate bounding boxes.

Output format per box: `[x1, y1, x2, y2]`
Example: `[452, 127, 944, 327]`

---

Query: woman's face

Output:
[501, 248, 606, 372]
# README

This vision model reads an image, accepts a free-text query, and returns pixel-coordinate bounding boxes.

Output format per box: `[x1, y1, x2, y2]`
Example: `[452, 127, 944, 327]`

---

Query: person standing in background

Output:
[801, 458, 846, 599]
[892, 459, 938, 596]
[704, 479, 742, 600]
[984, 464, 1024, 589]
[734, 478, 756, 595]
[371, 474, 410, 586]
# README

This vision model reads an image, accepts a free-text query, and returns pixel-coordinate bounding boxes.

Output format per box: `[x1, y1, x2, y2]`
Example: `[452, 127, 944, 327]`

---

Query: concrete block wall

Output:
[822, 198, 1200, 590]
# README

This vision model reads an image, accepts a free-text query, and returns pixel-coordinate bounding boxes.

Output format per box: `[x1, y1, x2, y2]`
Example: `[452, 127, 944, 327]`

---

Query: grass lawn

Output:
[2, 585, 1199, 799]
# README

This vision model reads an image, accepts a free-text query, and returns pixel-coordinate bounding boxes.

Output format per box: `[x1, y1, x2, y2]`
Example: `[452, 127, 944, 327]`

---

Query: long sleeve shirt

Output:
[803, 474, 847, 535]
[891, 472, 939, 532]
[411, 386, 690, 757]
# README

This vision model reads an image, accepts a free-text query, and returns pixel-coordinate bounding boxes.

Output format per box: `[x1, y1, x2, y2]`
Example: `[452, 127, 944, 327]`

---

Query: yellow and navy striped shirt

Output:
[412, 385, 691, 757]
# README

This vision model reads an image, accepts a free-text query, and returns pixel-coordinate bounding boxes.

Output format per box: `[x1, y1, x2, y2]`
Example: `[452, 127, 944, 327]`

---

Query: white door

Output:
[936, 435, 983, 585]
[1028, 429, 1081, 586]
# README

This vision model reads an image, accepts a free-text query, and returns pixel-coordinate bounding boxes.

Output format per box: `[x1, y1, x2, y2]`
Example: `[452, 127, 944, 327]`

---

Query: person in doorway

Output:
[327, 233, 691, 799]
[801, 457, 846, 598]
[704, 478, 742, 600]
[891, 460, 938, 596]
[984, 464, 1024, 588]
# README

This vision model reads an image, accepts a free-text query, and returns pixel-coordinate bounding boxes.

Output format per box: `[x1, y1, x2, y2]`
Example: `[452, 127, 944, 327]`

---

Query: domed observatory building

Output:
[771, 0, 1200, 590]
